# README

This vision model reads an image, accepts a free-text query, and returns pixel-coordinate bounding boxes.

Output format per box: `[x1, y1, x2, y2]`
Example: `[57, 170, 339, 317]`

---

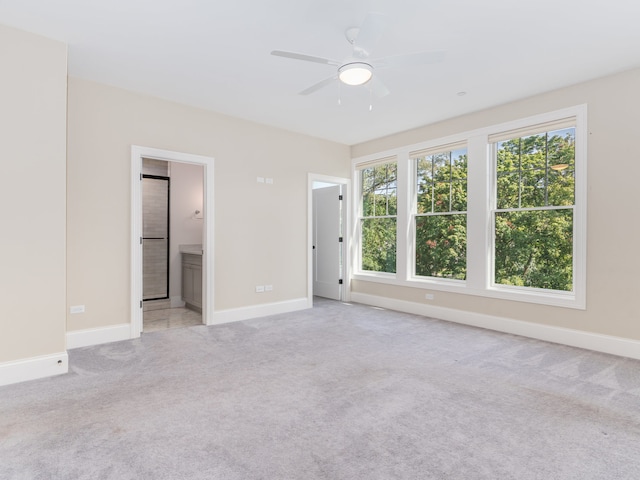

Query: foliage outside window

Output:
[360, 161, 397, 273]
[494, 126, 575, 291]
[353, 107, 584, 308]
[414, 147, 467, 280]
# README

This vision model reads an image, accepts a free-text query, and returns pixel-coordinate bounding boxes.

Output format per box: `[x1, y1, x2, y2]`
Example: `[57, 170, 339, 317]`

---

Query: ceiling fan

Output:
[271, 12, 445, 98]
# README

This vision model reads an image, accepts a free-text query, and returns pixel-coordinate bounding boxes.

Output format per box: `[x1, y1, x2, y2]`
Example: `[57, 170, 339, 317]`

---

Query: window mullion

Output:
[449, 151, 454, 212]
[544, 132, 549, 206]
[518, 138, 522, 209]
[466, 134, 491, 291]
[396, 149, 410, 281]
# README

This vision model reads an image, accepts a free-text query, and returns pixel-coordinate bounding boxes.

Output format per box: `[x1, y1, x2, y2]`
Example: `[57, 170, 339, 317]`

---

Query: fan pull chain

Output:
[369, 85, 373, 111]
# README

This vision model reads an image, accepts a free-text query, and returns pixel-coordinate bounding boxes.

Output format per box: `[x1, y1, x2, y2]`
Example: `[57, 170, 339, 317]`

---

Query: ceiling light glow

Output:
[338, 63, 373, 86]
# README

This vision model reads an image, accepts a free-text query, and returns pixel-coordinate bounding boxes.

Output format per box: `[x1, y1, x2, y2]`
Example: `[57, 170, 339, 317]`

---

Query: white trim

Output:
[131, 151, 142, 337]
[351, 293, 640, 360]
[487, 106, 587, 308]
[351, 105, 587, 309]
[308, 174, 351, 305]
[351, 273, 580, 309]
[131, 145, 215, 337]
[66, 324, 131, 350]
[0, 352, 68, 387]
[573, 106, 588, 309]
[214, 298, 309, 325]
[396, 150, 410, 282]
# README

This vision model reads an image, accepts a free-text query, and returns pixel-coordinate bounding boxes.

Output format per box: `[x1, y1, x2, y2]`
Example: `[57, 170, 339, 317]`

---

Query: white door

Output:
[313, 185, 342, 300]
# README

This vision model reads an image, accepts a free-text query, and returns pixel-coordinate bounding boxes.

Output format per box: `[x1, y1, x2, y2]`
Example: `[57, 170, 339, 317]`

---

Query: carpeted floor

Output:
[1, 298, 639, 479]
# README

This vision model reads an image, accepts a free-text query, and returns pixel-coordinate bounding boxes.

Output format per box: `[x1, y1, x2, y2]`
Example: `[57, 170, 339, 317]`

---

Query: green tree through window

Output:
[360, 161, 397, 273]
[414, 147, 468, 279]
[494, 127, 575, 291]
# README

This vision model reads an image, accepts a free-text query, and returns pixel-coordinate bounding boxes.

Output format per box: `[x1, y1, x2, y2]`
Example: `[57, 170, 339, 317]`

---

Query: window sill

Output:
[351, 273, 585, 310]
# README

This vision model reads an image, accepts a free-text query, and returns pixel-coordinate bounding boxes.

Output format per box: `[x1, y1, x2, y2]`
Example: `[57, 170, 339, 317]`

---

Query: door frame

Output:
[131, 146, 215, 337]
[307, 173, 351, 306]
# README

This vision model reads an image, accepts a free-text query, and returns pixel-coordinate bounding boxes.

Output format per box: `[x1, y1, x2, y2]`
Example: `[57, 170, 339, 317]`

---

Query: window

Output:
[359, 160, 397, 274]
[352, 106, 586, 308]
[413, 145, 468, 280]
[492, 122, 575, 292]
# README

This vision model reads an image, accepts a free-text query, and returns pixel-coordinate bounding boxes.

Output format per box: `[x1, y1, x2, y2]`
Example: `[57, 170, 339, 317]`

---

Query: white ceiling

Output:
[2, 0, 640, 145]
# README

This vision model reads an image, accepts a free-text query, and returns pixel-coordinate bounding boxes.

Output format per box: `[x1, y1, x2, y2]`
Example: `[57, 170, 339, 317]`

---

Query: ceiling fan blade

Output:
[271, 50, 340, 66]
[299, 75, 337, 95]
[369, 76, 390, 98]
[353, 12, 387, 59]
[375, 50, 446, 68]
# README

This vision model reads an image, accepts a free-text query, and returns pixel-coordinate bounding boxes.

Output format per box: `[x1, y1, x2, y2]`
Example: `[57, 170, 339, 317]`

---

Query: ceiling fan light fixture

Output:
[338, 62, 373, 86]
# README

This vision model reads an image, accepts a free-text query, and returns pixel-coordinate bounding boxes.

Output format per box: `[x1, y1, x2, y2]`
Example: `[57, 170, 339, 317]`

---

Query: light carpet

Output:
[1, 298, 639, 479]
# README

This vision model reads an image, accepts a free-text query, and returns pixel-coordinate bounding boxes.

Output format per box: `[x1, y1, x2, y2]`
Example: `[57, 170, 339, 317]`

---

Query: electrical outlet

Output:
[265, 285, 273, 292]
[424, 293, 434, 300]
[70, 305, 85, 314]
[257, 176, 265, 183]
[255, 285, 265, 293]
[266, 178, 274, 185]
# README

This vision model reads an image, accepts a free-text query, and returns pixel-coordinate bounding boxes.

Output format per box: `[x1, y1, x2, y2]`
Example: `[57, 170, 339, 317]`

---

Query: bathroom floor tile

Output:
[143, 307, 202, 333]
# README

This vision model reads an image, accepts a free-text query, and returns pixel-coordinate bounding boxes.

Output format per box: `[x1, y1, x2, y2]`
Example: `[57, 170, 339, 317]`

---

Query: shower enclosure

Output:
[142, 174, 170, 300]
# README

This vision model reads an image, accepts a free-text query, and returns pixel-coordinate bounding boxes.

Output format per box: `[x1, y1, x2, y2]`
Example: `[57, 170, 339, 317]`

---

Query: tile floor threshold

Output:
[143, 307, 202, 333]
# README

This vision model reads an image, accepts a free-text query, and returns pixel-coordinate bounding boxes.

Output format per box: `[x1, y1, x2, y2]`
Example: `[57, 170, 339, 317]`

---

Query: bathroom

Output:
[141, 158, 204, 332]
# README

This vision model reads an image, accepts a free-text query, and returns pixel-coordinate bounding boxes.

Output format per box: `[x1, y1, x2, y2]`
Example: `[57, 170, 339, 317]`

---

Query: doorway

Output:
[308, 174, 350, 305]
[131, 146, 215, 338]
[141, 159, 204, 332]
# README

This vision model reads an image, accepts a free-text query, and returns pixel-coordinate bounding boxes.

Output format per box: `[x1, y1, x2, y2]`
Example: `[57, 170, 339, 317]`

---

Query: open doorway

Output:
[141, 159, 204, 332]
[308, 174, 351, 305]
[131, 146, 215, 338]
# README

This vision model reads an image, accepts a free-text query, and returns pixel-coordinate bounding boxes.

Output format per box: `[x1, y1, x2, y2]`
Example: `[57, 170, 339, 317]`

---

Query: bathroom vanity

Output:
[179, 245, 202, 312]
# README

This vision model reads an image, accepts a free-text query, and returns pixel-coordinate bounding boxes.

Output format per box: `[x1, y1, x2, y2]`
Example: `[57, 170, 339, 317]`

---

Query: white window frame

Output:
[351, 105, 587, 309]
[355, 157, 399, 278]
[410, 142, 469, 283]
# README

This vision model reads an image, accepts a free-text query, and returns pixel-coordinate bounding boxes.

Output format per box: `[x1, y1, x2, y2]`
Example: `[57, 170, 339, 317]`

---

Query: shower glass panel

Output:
[142, 175, 170, 300]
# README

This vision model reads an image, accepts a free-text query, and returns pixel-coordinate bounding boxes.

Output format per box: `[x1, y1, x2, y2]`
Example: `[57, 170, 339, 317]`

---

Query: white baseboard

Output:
[0, 352, 68, 387]
[212, 297, 309, 325]
[66, 298, 309, 348]
[66, 323, 131, 350]
[351, 292, 640, 360]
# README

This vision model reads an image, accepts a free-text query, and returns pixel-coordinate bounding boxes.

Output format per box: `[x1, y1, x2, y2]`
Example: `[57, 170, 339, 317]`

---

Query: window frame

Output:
[356, 157, 399, 277]
[490, 125, 576, 295]
[411, 143, 469, 283]
[351, 105, 587, 309]
[484, 109, 586, 308]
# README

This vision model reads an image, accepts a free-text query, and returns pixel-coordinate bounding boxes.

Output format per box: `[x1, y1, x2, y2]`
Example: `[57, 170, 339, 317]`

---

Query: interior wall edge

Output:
[350, 292, 640, 361]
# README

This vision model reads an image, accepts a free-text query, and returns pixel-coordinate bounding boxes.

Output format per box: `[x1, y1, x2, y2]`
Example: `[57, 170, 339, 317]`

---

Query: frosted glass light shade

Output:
[338, 63, 373, 86]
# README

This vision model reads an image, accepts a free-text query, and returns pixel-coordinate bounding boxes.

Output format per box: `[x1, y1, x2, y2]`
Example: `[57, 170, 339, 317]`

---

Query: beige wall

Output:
[351, 67, 640, 341]
[3, 21, 637, 371]
[0, 25, 67, 362]
[66, 77, 350, 331]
